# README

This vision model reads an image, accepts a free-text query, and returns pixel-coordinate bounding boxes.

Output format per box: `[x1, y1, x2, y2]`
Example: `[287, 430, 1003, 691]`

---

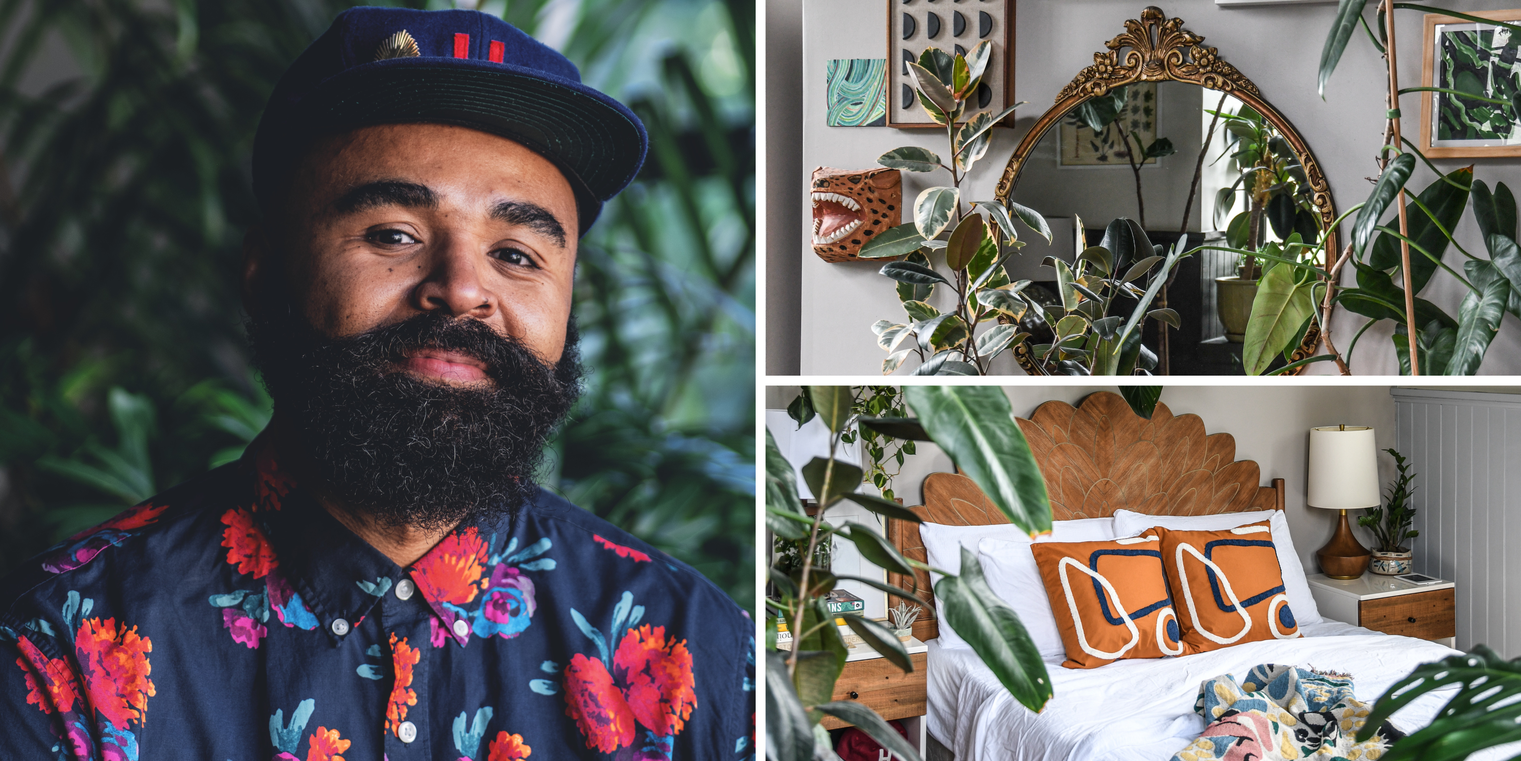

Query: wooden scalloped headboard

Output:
[887, 391, 1285, 641]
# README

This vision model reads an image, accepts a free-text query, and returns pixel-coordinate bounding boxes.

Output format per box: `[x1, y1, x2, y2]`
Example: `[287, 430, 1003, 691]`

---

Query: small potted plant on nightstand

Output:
[1360, 448, 1418, 575]
[888, 602, 921, 642]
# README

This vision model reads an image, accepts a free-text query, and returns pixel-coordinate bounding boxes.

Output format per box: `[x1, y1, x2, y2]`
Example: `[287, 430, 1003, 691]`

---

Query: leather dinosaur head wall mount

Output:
[810, 167, 902, 262]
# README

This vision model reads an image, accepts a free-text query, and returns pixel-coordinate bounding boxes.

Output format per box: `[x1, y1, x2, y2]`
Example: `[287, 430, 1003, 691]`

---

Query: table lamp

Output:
[1307, 425, 1379, 579]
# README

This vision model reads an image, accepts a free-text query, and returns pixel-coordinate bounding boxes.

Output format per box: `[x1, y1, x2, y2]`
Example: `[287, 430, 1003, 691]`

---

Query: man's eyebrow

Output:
[329, 180, 438, 215]
[492, 200, 567, 248]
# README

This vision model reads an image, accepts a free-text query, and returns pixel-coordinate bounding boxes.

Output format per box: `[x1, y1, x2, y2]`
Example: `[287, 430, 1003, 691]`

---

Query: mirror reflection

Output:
[1008, 81, 1325, 375]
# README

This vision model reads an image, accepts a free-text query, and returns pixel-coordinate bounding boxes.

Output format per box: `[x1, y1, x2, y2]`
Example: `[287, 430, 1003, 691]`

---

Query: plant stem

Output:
[1383, 0, 1421, 374]
[787, 425, 839, 677]
[1124, 129, 1148, 229]
[1319, 243, 1355, 375]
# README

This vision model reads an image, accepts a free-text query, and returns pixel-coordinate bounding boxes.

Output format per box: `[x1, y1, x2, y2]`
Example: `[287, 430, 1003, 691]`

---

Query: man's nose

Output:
[412, 236, 497, 319]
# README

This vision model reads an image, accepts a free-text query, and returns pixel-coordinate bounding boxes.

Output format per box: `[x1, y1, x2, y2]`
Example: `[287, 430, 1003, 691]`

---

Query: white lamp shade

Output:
[1307, 426, 1380, 509]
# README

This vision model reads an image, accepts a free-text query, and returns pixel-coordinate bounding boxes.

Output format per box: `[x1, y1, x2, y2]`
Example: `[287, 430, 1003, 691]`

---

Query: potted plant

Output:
[888, 602, 922, 642]
[1358, 447, 1418, 575]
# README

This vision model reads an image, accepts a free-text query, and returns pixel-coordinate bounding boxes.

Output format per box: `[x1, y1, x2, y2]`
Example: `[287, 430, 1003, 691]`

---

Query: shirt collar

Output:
[242, 430, 509, 647]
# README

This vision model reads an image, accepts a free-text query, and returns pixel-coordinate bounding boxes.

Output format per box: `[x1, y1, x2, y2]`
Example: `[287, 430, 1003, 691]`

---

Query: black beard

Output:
[246, 305, 583, 531]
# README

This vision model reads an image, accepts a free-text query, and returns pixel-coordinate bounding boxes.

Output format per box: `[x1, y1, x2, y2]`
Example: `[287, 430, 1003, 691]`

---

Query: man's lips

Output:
[399, 349, 489, 383]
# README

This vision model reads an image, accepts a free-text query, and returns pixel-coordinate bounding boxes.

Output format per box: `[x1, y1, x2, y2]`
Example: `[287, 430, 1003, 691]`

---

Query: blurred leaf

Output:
[767, 651, 814, 760]
[937, 547, 1052, 712]
[801, 456, 862, 507]
[1353, 153, 1415, 259]
[1356, 646, 1521, 759]
[1119, 387, 1162, 419]
[806, 387, 852, 433]
[816, 700, 921, 761]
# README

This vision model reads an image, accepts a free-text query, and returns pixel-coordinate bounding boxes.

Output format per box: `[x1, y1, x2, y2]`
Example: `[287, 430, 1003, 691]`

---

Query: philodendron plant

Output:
[766, 386, 1054, 760]
[1356, 447, 1417, 554]
[855, 42, 1052, 375]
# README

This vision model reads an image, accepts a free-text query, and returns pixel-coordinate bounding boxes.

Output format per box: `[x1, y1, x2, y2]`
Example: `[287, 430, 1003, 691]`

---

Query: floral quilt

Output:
[1170, 663, 1405, 761]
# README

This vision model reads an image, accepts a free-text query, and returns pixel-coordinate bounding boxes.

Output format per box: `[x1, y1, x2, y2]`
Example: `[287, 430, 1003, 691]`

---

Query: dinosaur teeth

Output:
[810, 192, 862, 212]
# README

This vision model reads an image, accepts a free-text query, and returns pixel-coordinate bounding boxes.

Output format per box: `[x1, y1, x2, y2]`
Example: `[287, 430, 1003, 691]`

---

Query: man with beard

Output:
[0, 8, 753, 760]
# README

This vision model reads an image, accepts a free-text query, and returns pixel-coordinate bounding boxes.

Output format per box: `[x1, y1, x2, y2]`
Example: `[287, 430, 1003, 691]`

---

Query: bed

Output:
[886, 392, 1515, 761]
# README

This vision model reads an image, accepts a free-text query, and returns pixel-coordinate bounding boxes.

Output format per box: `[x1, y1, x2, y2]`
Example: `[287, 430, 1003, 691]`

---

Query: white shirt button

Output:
[395, 579, 415, 601]
[398, 720, 417, 743]
[452, 619, 469, 638]
[330, 618, 349, 636]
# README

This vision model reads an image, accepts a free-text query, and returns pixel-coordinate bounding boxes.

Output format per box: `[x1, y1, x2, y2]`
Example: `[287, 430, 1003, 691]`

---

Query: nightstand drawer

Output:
[1360, 588, 1455, 640]
[820, 652, 928, 728]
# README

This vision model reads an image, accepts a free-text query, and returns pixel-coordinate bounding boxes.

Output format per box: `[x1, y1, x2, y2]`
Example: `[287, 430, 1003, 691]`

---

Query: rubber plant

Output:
[767, 386, 1053, 760]
[854, 41, 1052, 375]
[1209, 103, 1322, 281]
[1227, 0, 1521, 376]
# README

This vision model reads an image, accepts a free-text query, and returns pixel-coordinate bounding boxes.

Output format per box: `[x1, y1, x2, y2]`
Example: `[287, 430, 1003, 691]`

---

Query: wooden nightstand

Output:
[1307, 573, 1456, 647]
[819, 637, 930, 753]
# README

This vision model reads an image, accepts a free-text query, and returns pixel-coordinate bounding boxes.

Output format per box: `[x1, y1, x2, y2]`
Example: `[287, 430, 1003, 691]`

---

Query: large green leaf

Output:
[896, 251, 937, 302]
[903, 386, 1052, 536]
[838, 614, 914, 673]
[801, 456, 863, 507]
[1352, 153, 1415, 259]
[766, 651, 815, 761]
[815, 701, 922, 761]
[1473, 181, 1518, 253]
[857, 417, 932, 441]
[1318, 0, 1370, 96]
[1340, 261, 1457, 328]
[859, 223, 927, 260]
[1393, 321, 1456, 376]
[806, 387, 853, 432]
[1446, 263, 1510, 375]
[841, 524, 915, 576]
[880, 261, 951, 287]
[907, 61, 956, 115]
[841, 492, 923, 523]
[1008, 201, 1053, 244]
[915, 187, 960, 240]
[1119, 387, 1163, 419]
[1484, 233, 1521, 318]
[1242, 262, 1317, 375]
[878, 146, 943, 173]
[1100, 218, 1150, 277]
[1355, 646, 1521, 760]
[1369, 166, 1472, 294]
[936, 547, 1053, 712]
[765, 430, 808, 540]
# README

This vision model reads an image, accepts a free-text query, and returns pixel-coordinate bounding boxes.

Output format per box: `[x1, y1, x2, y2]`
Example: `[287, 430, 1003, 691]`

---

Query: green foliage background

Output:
[0, 0, 755, 610]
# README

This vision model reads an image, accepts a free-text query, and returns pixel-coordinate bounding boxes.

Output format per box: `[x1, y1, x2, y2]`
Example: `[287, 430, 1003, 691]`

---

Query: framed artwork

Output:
[1058, 82, 1158, 167]
[825, 58, 888, 127]
[887, 0, 1014, 129]
[1419, 10, 1521, 158]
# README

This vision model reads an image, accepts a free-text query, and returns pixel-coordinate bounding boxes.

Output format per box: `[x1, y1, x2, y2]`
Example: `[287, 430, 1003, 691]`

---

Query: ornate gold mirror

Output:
[995, 7, 1336, 375]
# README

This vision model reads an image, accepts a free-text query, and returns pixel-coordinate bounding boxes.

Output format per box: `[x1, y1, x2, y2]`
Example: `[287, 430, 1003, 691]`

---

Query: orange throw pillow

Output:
[1031, 529, 1183, 669]
[1159, 521, 1301, 655]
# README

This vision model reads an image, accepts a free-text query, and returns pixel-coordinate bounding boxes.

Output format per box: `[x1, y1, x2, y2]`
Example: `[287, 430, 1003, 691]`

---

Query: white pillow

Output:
[977, 516, 1120, 660]
[1111, 509, 1322, 626]
[919, 518, 1116, 650]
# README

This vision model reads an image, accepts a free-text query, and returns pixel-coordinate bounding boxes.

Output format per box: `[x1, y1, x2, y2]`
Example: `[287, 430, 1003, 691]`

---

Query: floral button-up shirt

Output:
[0, 439, 754, 760]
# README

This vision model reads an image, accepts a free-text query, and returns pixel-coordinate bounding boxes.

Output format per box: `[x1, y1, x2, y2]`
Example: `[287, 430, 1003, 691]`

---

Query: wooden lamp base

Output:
[1317, 509, 1371, 579]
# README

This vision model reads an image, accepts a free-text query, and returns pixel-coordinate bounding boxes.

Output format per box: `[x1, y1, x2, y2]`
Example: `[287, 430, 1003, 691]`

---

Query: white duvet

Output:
[928, 620, 1520, 761]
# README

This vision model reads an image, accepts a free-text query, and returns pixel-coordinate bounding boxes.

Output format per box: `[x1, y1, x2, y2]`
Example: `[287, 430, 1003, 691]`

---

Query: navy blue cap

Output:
[252, 7, 647, 234]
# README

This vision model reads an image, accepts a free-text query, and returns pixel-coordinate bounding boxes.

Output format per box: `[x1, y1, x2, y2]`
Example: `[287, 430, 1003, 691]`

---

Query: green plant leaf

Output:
[1355, 646, 1521, 759]
[766, 651, 815, 758]
[1242, 262, 1317, 375]
[1267, 192, 1297, 239]
[1147, 308, 1180, 328]
[903, 386, 1052, 536]
[791, 646, 842, 725]
[840, 492, 922, 523]
[1472, 180, 1518, 251]
[1119, 387, 1163, 419]
[955, 112, 993, 172]
[1077, 246, 1114, 276]
[1445, 263, 1509, 375]
[914, 187, 960, 240]
[977, 288, 1028, 320]
[936, 547, 1053, 712]
[1369, 166, 1472, 294]
[926, 315, 969, 354]
[935, 361, 981, 376]
[901, 301, 940, 323]
[1100, 218, 1151, 276]
[858, 417, 932, 441]
[1319, 0, 1370, 97]
[839, 613, 915, 673]
[883, 350, 911, 375]
[1352, 153, 1415, 259]
[918, 47, 955, 88]
[860, 223, 926, 260]
[1050, 258, 1080, 312]
[896, 251, 937, 302]
[766, 430, 808, 539]
[807, 387, 853, 432]
[907, 62, 956, 114]
[786, 394, 815, 428]
[880, 261, 951, 287]
[841, 524, 915, 576]
[1484, 234, 1521, 318]
[801, 456, 862, 508]
[946, 214, 987, 271]
[1008, 202, 1053, 244]
[879, 146, 943, 173]
[963, 40, 994, 86]
[975, 324, 1021, 360]
[815, 701, 922, 761]
[1393, 321, 1456, 376]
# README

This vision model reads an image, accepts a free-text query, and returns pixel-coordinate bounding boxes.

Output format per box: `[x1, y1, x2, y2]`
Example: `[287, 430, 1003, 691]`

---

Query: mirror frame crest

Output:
[995, 6, 1337, 375]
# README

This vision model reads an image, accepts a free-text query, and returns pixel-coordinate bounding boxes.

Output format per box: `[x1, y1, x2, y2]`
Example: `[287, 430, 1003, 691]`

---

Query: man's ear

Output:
[241, 227, 271, 320]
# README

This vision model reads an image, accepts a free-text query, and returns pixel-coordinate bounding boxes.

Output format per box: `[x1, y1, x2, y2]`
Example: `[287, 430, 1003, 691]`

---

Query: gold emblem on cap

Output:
[374, 30, 421, 61]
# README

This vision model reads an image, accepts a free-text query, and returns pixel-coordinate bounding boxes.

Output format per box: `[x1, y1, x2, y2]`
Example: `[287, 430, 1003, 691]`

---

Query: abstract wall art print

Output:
[825, 58, 888, 127]
[1419, 10, 1521, 158]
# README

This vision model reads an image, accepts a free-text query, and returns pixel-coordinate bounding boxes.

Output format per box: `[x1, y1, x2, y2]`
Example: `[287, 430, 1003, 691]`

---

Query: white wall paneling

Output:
[1394, 388, 1521, 657]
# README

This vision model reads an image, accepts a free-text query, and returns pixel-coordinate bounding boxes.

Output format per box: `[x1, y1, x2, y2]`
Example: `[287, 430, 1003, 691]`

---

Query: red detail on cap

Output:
[488, 40, 505, 63]
[453, 33, 469, 59]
